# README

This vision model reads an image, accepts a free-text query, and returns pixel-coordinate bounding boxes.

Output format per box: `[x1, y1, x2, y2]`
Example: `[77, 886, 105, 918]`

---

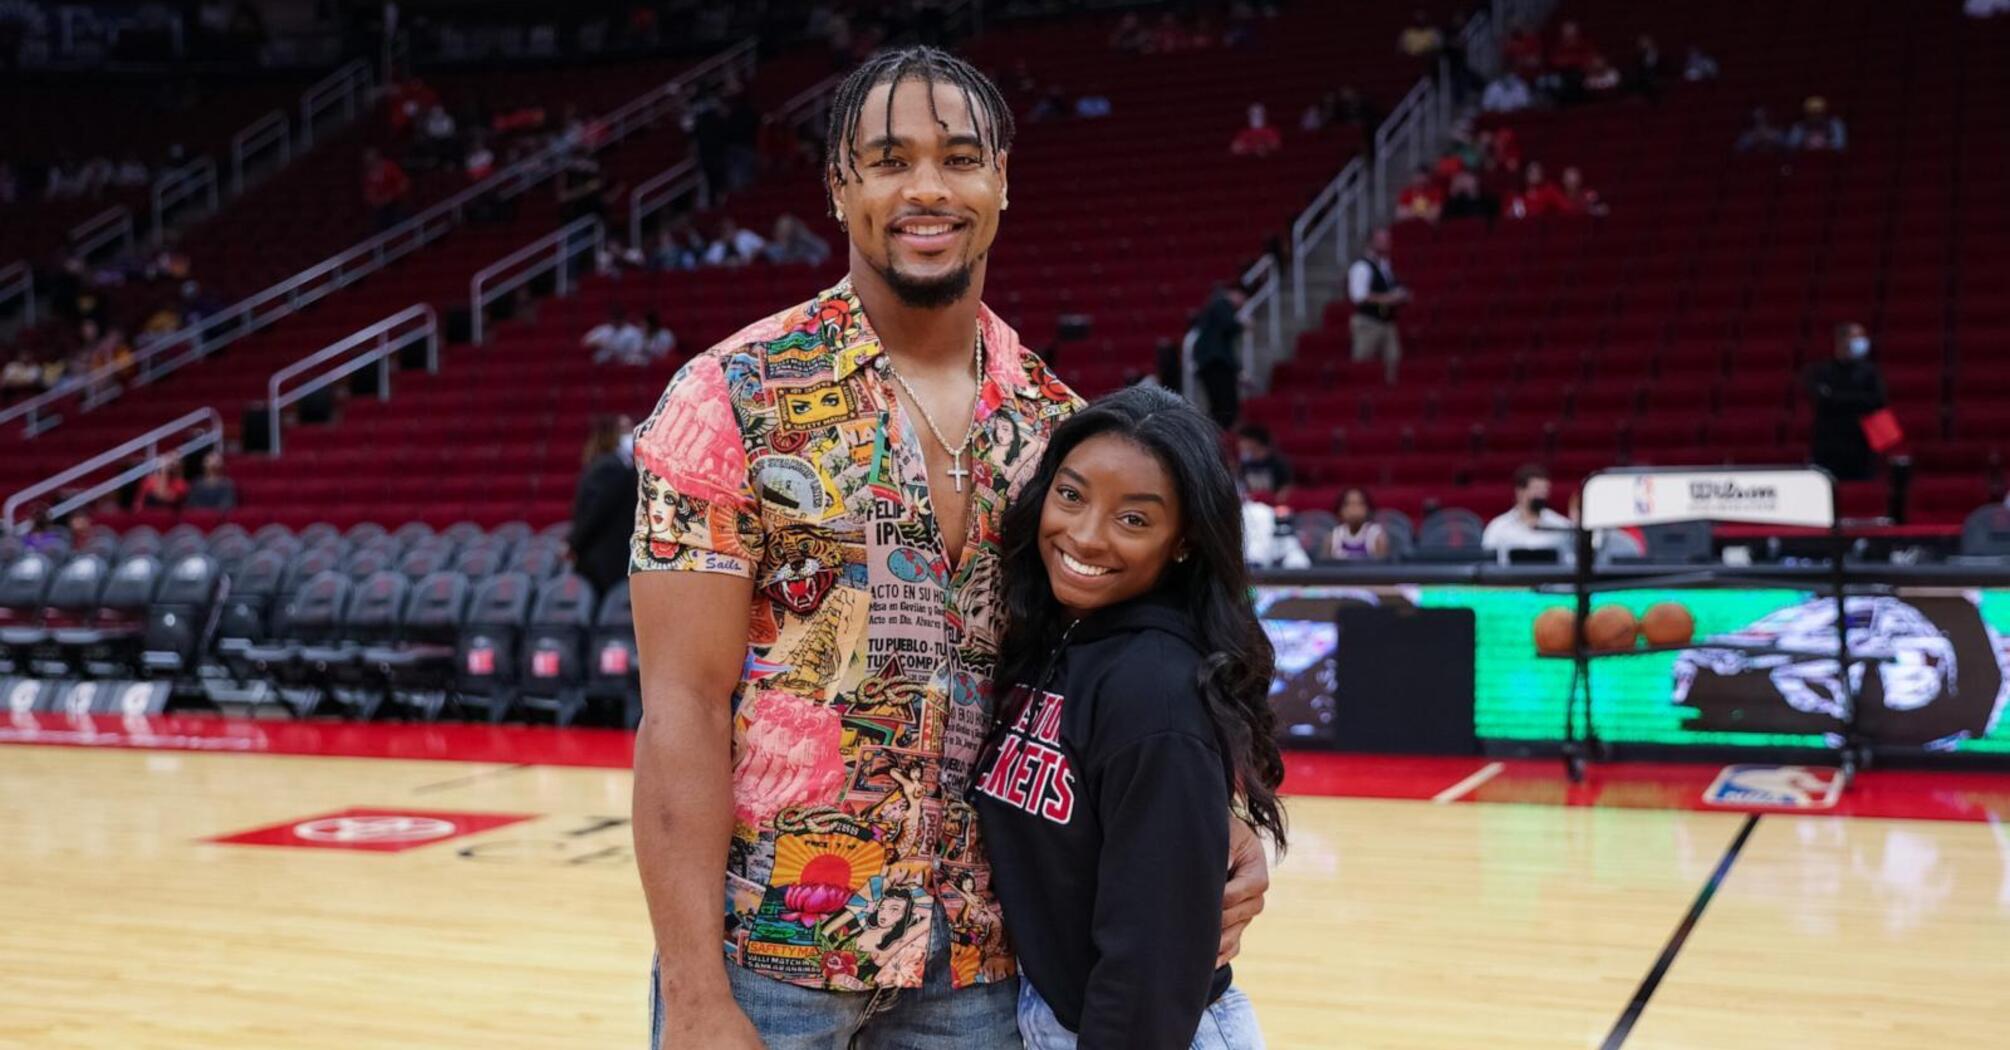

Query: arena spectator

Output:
[1483, 71, 1535, 113]
[1583, 55, 1623, 98]
[1348, 226, 1408, 385]
[1236, 425, 1295, 503]
[703, 217, 768, 267]
[1627, 35, 1664, 102]
[1788, 96, 1848, 151]
[1544, 20, 1601, 104]
[582, 307, 646, 365]
[1509, 162, 1573, 218]
[1396, 166, 1445, 224]
[185, 452, 238, 511]
[640, 311, 677, 362]
[567, 413, 639, 595]
[764, 213, 832, 267]
[1, 352, 38, 400]
[1482, 464, 1574, 561]
[1230, 103, 1283, 157]
[1074, 88, 1112, 119]
[1683, 46, 1721, 81]
[1397, 9, 1443, 57]
[1326, 487, 1391, 561]
[361, 148, 411, 232]
[1334, 85, 1382, 133]
[1736, 107, 1786, 153]
[1560, 166, 1609, 216]
[133, 456, 189, 511]
[1805, 322, 1888, 480]
[20, 508, 65, 554]
[1109, 13, 1148, 52]
[1443, 170, 1500, 221]
[1188, 284, 1247, 428]
[1502, 21, 1544, 78]
[651, 222, 706, 271]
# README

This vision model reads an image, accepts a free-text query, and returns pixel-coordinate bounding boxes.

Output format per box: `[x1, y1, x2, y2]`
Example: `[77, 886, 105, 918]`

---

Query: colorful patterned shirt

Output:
[630, 279, 1081, 991]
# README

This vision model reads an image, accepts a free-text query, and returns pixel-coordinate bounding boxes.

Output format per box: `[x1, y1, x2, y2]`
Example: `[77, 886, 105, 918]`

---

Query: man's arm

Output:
[631, 569, 764, 1049]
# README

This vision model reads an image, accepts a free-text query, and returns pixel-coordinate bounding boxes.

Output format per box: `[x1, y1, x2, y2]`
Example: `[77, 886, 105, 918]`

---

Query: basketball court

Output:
[5, 714, 2006, 1049]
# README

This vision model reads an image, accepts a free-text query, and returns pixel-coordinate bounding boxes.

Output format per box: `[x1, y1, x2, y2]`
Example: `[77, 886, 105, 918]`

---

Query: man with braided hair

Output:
[630, 46, 1271, 1049]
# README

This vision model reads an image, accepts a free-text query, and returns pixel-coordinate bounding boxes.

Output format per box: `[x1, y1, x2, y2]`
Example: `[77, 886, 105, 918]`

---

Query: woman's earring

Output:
[1176, 551, 1189, 563]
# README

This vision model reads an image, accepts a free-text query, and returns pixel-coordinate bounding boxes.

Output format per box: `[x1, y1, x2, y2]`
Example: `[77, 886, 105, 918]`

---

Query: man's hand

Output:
[659, 994, 763, 1050]
[1217, 818, 1271, 966]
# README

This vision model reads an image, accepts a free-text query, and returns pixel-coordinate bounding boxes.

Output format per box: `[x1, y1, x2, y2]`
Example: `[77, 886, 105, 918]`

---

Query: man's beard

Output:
[876, 254, 978, 310]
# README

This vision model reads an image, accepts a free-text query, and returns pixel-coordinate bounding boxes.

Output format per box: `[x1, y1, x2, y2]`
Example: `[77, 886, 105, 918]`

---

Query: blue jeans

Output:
[1015, 980, 1266, 1050]
[650, 906, 1021, 1050]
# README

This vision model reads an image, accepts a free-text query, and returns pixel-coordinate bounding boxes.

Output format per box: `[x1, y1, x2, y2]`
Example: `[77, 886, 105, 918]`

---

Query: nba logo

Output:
[599, 646, 630, 675]
[1632, 475, 1655, 515]
[1703, 765, 1844, 809]
[466, 646, 495, 676]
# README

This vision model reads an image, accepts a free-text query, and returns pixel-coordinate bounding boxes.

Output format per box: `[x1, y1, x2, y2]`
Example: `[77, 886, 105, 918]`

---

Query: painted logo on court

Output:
[1702, 764, 1844, 809]
[210, 807, 536, 853]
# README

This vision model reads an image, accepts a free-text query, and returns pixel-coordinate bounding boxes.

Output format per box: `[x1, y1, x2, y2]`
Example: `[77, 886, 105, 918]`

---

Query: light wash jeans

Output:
[1015, 980, 1266, 1050]
[650, 905, 1021, 1050]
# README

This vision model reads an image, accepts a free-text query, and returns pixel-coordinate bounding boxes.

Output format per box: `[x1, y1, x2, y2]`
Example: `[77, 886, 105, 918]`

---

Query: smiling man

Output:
[628, 47, 1271, 1049]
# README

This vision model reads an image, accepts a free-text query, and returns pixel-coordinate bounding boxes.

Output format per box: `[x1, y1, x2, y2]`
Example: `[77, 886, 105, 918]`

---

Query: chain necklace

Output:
[882, 328, 984, 492]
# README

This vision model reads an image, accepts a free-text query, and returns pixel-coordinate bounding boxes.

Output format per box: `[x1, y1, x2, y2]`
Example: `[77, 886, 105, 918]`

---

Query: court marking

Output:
[412, 762, 532, 794]
[1601, 813, 1761, 1049]
[1430, 761, 1505, 803]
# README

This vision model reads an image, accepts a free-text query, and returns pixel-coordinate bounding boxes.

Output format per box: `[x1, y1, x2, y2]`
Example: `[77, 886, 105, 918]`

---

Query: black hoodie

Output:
[972, 594, 1232, 1049]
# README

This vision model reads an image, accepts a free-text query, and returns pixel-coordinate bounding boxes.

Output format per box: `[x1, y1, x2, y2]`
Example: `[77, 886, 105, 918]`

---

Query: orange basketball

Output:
[1533, 607, 1577, 655]
[1640, 602, 1696, 647]
[1585, 606, 1639, 652]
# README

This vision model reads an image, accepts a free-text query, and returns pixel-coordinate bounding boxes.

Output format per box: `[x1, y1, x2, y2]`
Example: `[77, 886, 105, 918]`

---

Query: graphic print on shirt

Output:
[631, 280, 1084, 991]
[975, 686, 1077, 824]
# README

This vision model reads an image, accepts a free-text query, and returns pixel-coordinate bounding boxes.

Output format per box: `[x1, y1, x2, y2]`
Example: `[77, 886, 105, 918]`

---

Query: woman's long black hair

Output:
[992, 385, 1287, 851]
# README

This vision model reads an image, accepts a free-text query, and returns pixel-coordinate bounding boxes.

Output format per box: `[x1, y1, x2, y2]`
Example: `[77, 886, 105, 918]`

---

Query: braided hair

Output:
[824, 45, 1016, 214]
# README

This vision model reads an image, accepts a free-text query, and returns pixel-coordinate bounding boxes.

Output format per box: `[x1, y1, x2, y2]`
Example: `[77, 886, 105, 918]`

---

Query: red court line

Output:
[8, 713, 2010, 824]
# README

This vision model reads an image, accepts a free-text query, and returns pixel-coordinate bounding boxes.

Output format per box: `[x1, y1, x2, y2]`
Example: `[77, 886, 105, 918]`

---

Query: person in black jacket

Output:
[1805, 321, 1888, 481]
[975, 385, 1286, 1049]
[1187, 284, 1246, 429]
[568, 413, 638, 594]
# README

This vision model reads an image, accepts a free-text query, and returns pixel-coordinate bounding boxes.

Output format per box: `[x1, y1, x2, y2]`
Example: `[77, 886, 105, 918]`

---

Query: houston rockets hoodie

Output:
[971, 593, 1233, 1049]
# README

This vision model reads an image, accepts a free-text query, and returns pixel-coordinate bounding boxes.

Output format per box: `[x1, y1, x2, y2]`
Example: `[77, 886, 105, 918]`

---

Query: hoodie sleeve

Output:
[1077, 728, 1231, 1049]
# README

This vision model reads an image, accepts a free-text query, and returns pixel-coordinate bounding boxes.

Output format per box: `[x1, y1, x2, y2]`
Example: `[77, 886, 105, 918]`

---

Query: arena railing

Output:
[229, 110, 293, 196]
[68, 206, 136, 265]
[0, 262, 33, 328]
[627, 68, 843, 251]
[151, 157, 220, 245]
[265, 304, 438, 456]
[1, 38, 757, 441]
[469, 217, 605, 345]
[301, 59, 374, 150]
[2, 409, 223, 531]
[1288, 158, 1369, 325]
[1238, 254, 1284, 381]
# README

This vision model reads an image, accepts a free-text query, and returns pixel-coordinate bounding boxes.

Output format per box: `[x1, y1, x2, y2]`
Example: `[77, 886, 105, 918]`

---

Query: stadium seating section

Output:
[1257, 0, 2010, 524]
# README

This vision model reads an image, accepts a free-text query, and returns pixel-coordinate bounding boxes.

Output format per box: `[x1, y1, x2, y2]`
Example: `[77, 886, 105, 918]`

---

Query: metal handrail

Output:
[3, 409, 223, 530]
[230, 110, 292, 195]
[1288, 158, 1368, 323]
[1372, 77, 1435, 211]
[628, 160, 704, 251]
[69, 206, 135, 263]
[266, 304, 438, 456]
[1238, 254, 1283, 382]
[470, 217, 605, 345]
[301, 59, 373, 149]
[151, 156, 220, 245]
[0, 38, 758, 440]
[0, 262, 33, 328]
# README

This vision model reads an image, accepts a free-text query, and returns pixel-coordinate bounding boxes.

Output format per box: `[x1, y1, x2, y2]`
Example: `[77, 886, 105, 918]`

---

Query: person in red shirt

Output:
[1548, 21, 1600, 72]
[1396, 165, 1445, 224]
[133, 455, 188, 511]
[1508, 162, 1572, 218]
[362, 147, 412, 231]
[1560, 166, 1609, 216]
[1503, 22, 1544, 78]
[1229, 103, 1282, 157]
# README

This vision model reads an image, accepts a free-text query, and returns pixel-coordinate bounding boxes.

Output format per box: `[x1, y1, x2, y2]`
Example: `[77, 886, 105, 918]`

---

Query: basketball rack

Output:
[1539, 466, 1873, 784]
